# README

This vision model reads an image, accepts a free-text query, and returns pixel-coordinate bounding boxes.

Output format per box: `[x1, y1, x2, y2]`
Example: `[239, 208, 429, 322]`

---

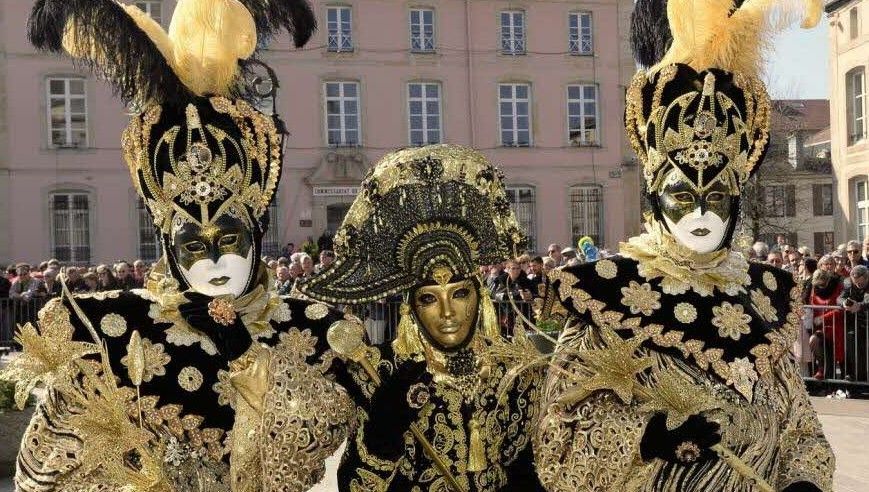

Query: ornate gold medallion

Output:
[208, 298, 236, 326]
[711, 302, 752, 341]
[100, 313, 128, 337]
[178, 366, 204, 392]
[620, 281, 662, 316]
[762, 271, 778, 291]
[674, 303, 698, 324]
[595, 259, 618, 280]
[304, 303, 329, 320]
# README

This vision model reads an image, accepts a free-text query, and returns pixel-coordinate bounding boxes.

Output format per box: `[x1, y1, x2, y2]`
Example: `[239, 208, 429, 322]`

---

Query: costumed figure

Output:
[1, 1, 355, 491]
[533, 1, 834, 491]
[299, 145, 546, 492]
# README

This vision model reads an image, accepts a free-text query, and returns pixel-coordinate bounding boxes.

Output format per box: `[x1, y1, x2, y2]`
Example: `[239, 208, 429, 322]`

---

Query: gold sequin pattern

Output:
[177, 366, 203, 392]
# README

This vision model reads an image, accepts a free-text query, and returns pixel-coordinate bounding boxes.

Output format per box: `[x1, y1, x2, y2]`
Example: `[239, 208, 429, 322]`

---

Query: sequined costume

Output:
[1, 1, 353, 490]
[299, 145, 546, 492]
[533, 2, 834, 492]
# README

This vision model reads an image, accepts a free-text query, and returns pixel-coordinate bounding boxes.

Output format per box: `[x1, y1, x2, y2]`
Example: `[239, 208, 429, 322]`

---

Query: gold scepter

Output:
[327, 320, 468, 492]
[551, 325, 776, 492]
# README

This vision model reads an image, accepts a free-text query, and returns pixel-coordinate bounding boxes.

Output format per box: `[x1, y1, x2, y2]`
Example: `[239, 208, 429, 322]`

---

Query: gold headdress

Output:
[29, 0, 317, 235]
[626, 0, 822, 196]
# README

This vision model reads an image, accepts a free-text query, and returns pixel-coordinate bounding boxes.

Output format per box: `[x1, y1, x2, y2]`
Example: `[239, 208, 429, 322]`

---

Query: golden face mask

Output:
[412, 276, 479, 351]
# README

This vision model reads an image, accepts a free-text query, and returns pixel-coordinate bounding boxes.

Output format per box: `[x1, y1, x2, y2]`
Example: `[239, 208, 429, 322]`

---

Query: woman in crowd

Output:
[808, 269, 845, 380]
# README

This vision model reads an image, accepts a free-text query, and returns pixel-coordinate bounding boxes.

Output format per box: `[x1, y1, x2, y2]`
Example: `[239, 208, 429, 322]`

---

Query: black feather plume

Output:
[236, 0, 318, 48]
[27, 0, 191, 105]
[631, 0, 672, 68]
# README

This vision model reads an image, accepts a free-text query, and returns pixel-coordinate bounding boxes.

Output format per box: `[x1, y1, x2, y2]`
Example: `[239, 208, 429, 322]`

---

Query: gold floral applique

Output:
[178, 366, 204, 392]
[674, 303, 697, 324]
[305, 303, 330, 321]
[620, 281, 662, 316]
[763, 271, 778, 291]
[750, 289, 778, 323]
[121, 337, 171, 383]
[100, 313, 128, 337]
[212, 369, 237, 408]
[726, 357, 758, 401]
[712, 302, 752, 340]
[595, 259, 618, 280]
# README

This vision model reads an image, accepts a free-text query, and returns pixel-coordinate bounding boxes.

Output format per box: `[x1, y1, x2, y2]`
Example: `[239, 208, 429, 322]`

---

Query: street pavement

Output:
[2, 397, 867, 491]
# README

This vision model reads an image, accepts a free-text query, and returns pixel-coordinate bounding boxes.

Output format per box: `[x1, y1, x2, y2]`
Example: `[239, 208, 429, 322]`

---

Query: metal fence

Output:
[0, 297, 50, 350]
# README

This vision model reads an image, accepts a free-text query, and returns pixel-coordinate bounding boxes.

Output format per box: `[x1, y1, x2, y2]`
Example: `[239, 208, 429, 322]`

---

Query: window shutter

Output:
[812, 184, 823, 216]
[785, 185, 797, 217]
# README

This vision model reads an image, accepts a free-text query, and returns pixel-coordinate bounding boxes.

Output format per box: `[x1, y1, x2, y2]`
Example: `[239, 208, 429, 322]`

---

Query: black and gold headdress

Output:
[627, 0, 822, 196]
[299, 145, 525, 304]
[28, 0, 316, 237]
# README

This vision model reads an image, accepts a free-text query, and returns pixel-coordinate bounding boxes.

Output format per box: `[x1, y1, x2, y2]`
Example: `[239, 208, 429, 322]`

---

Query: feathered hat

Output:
[28, 0, 316, 289]
[299, 145, 525, 304]
[627, 0, 823, 198]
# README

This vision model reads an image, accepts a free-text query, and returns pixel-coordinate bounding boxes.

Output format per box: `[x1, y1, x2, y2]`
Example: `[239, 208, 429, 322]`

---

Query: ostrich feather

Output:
[652, 0, 823, 77]
[236, 0, 318, 47]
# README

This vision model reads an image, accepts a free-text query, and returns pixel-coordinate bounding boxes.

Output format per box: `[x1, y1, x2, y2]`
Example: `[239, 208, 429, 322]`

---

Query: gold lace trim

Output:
[618, 221, 751, 297]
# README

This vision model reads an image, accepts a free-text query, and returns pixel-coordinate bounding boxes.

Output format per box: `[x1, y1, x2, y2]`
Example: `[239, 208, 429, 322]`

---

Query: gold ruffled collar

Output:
[618, 221, 750, 297]
[140, 259, 291, 355]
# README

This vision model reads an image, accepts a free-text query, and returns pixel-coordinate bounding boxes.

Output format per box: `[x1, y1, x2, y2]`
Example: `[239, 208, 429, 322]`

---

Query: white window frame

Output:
[49, 191, 91, 264]
[136, 197, 161, 262]
[324, 81, 361, 147]
[327, 6, 354, 52]
[857, 179, 869, 242]
[848, 68, 866, 145]
[133, 1, 163, 25]
[567, 84, 599, 146]
[407, 82, 442, 145]
[569, 185, 603, 246]
[500, 10, 526, 55]
[506, 186, 536, 253]
[409, 8, 435, 52]
[499, 83, 532, 147]
[46, 77, 88, 148]
[568, 12, 593, 55]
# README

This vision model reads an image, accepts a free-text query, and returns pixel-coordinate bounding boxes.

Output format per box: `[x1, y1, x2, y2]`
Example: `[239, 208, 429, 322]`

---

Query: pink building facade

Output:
[0, 0, 640, 265]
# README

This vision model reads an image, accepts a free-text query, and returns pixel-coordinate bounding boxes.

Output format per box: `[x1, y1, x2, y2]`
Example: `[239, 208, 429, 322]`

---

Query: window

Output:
[50, 192, 91, 264]
[763, 185, 796, 218]
[814, 232, 835, 256]
[47, 77, 87, 148]
[500, 11, 525, 55]
[568, 12, 593, 55]
[847, 68, 865, 145]
[851, 7, 860, 39]
[499, 83, 531, 147]
[409, 9, 435, 52]
[813, 183, 834, 216]
[407, 82, 442, 145]
[136, 198, 161, 262]
[787, 135, 798, 167]
[134, 1, 162, 25]
[506, 187, 536, 253]
[327, 6, 353, 52]
[570, 185, 602, 246]
[857, 179, 869, 241]
[567, 84, 599, 146]
[262, 201, 281, 258]
[324, 81, 360, 146]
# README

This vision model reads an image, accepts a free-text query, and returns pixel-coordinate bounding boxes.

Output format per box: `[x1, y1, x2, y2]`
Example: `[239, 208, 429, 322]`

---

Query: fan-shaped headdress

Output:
[29, 0, 316, 290]
[299, 145, 525, 304]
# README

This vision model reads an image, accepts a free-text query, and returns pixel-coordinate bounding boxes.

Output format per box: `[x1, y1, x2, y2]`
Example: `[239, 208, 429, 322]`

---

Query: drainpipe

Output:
[465, 0, 476, 147]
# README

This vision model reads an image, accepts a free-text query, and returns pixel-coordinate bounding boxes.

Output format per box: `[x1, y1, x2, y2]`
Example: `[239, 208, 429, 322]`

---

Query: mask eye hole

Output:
[706, 192, 726, 202]
[218, 234, 238, 247]
[672, 192, 695, 204]
[453, 288, 470, 299]
[184, 241, 206, 254]
[417, 293, 437, 305]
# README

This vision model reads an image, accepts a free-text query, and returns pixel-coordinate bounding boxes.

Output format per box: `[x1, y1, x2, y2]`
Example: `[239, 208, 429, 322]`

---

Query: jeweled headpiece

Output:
[28, 0, 316, 235]
[627, 0, 823, 196]
[299, 145, 525, 304]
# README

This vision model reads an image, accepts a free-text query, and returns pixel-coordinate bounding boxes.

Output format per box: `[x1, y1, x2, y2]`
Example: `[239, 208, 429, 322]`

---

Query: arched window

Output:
[49, 191, 91, 264]
[569, 185, 603, 246]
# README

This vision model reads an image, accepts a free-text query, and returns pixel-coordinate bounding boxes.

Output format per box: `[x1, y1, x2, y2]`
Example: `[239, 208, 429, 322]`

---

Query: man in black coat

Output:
[838, 264, 869, 381]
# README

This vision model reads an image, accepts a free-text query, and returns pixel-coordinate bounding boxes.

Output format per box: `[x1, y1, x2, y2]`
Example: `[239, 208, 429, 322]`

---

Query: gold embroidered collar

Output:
[142, 259, 290, 355]
[619, 221, 750, 297]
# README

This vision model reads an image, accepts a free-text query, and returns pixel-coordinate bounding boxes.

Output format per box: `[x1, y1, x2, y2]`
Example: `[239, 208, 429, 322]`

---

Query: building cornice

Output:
[826, 0, 858, 14]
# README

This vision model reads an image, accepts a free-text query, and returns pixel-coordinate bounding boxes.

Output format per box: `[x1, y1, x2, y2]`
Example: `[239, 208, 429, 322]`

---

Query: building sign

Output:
[313, 186, 360, 196]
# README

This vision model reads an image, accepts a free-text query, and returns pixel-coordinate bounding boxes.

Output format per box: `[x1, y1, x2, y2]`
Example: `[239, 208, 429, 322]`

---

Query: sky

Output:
[766, 20, 830, 100]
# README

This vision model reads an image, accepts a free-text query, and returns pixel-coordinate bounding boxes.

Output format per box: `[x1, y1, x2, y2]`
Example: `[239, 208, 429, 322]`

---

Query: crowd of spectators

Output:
[3, 234, 869, 385]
